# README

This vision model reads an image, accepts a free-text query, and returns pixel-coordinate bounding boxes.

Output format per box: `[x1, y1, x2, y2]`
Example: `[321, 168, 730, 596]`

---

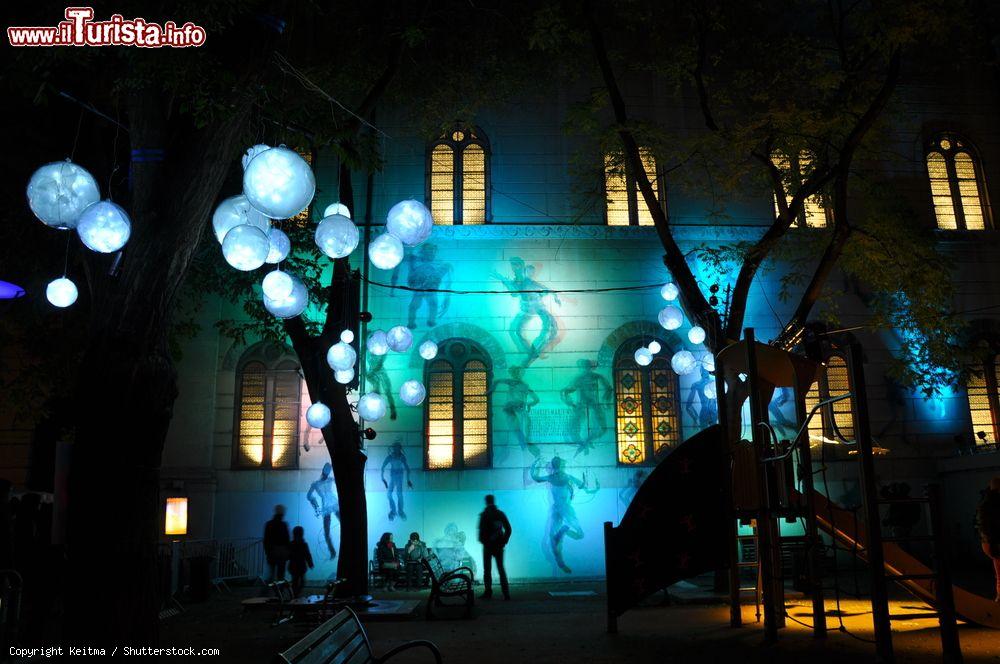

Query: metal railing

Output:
[163, 537, 265, 594]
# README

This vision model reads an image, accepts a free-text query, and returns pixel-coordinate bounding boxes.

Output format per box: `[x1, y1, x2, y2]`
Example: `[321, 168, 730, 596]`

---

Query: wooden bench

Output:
[421, 552, 473, 619]
[275, 606, 442, 664]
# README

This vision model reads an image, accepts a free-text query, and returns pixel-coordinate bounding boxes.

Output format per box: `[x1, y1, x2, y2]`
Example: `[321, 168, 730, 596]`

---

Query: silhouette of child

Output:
[288, 526, 314, 597]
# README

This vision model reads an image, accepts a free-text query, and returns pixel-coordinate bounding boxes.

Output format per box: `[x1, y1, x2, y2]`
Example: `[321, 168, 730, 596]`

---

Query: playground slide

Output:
[809, 490, 1000, 628]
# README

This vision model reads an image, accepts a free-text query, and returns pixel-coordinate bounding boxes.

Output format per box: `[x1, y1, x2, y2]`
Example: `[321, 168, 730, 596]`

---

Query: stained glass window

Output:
[424, 340, 492, 469]
[967, 355, 1000, 445]
[926, 135, 990, 230]
[771, 150, 829, 228]
[614, 338, 680, 465]
[803, 353, 854, 446]
[289, 148, 315, 227]
[234, 346, 301, 469]
[605, 149, 660, 226]
[427, 128, 490, 225]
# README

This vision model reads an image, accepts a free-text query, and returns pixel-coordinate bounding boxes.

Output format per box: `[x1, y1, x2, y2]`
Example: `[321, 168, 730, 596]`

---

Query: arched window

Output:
[426, 127, 490, 225]
[926, 134, 990, 230]
[967, 354, 1000, 446]
[771, 150, 830, 228]
[803, 354, 854, 445]
[614, 337, 681, 464]
[425, 339, 492, 469]
[605, 149, 661, 226]
[233, 343, 301, 469]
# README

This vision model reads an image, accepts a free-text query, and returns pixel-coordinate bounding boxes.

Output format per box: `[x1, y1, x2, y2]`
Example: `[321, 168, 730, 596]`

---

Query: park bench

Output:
[274, 606, 442, 664]
[421, 552, 474, 619]
[242, 579, 296, 625]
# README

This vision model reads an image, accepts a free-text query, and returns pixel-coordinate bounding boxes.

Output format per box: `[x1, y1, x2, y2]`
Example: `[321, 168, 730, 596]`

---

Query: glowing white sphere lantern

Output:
[399, 379, 427, 407]
[357, 392, 388, 422]
[418, 340, 438, 360]
[76, 200, 131, 253]
[634, 347, 653, 367]
[27, 161, 100, 229]
[335, 368, 355, 384]
[367, 330, 389, 356]
[671, 350, 698, 375]
[315, 214, 359, 259]
[242, 144, 271, 170]
[326, 341, 357, 372]
[242, 146, 316, 219]
[262, 270, 294, 301]
[386, 325, 413, 352]
[340, 329, 355, 344]
[701, 353, 716, 373]
[658, 305, 684, 331]
[688, 326, 706, 345]
[648, 340, 662, 354]
[222, 224, 270, 271]
[306, 402, 331, 429]
[368, 233, 404, 270]
[263, 275, 308, 318]
[46, 277, 78, 308]
[265, 227, 290, 264]
[385, 199, 433, 247]
[660, 282, 679, 301]
[323, 203, 351, 219]
[212, 195, 269, 244]
[703, 382, 718, 400]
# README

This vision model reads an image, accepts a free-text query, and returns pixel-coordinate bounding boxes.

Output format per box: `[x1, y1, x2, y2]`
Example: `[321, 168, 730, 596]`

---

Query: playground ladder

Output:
[736, 527, 763, 623]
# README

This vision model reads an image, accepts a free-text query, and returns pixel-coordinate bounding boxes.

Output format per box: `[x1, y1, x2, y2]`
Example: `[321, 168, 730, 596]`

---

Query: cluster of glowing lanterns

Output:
[26, 160, 135, 308]
[641, 280, 718, 398]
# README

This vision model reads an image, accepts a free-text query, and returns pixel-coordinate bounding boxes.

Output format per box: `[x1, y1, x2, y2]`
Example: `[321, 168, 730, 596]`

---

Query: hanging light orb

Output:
[262, 274, 308, 318]
[688, 325, 707, 345]
[242, 146, 316, 219]
[76, 200, 131, 253]
[212, 194, 269, 244]
[262, 270, 294, 301]
[367, 329, 389, 356]
[242, 144, 271, 170]
[399, 379, 427, 407]
[385, 199, 434, 247]
[335, 368, 355, 385]
[326, 341, 358, 372]
[369, 233, 404, 270]
[315, 214, 359, 259]
[671, 350, 698, 376]
[27, 161, 100, 229]
[306, 402, 331, 429]
[45, 277, 78, 308]
[340, 329, 355, 344]
[703, 382, 718, 400]
[701, 352, 716, 373]
[658, 305, 684, 331]
[323, 202, 351, 219]
[357, 392, 388, 422]
[418, 340, 438, 360]
[222, 224, 270, 271]
[660, 282, 679, 301]
[634, 347, 653, 367]
[265, 227, 290, 264]
[386, 325, 413, 352]
[648, 340, 662, 354]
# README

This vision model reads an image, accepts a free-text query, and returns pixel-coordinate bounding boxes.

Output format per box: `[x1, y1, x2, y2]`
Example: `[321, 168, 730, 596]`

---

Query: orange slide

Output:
[809, 490, 1000, 629]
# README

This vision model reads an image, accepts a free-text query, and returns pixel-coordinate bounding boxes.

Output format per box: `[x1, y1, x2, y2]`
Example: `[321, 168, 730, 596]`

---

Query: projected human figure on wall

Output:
[531, 455, 599, 574]
[487, 366, 541, 457]
[685, 367, 718, 429]
[619, 469, 647, 509]
[380, 440, 412, 521]
[307, 463, 340, 560]
[768, 387, 797, 437]
[365, 352, 397, 420]
[561, 359, 613, 455]
[390, 243, 452, 328]
[492, 257, 560, 365]
[433, 522, 477, 577]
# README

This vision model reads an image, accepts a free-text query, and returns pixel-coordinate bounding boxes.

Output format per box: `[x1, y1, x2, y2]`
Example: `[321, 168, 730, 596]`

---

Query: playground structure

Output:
[605, 328, 999, 663]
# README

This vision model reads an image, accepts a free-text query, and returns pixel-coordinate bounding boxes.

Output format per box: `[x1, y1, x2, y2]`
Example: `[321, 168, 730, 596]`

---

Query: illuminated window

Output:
[804, 354, 855, 446]
[233, 343, 301, 469]
[164, 497, 188, 536]
[425, 339, 492, 469]
[967, 355, 1000, 445]
[926, 134, 990, 230]
[426, 128, 490, 225]
[771, 151, 830, 228]
[614, 338, 681, 464]
[289, 148, 316, 227]
[605, 149, 660, 226]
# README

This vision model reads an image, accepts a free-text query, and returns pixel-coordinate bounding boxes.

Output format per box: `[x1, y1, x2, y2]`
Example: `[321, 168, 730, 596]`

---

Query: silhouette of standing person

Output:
[531, 456, 599, 573]
[488, 366, 540, 457]
[263, 505, 291, 582]
[478, 495, 512, 600]
[288, 526, 314, 597]
[307, 464, 340, 560]
[975, 477, 1000, 601]
[381, 441, 412, 521]
[561, 359, 613, 455]
[492, 258, 560, 365]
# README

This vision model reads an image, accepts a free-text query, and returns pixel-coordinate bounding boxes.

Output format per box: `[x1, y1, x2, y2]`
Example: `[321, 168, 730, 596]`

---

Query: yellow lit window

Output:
[771, 151, 829, 228]
[289, 149, 315, 227]
[234, 346, 301, 469]
[967, 356, 1000, 445]
[605, 149, 660, 226]
[615, 338, 680, 464]
[804, 354, 854, 446]
[926, 135, 990, 230]
[165, 497, 188, 536]
[427, 128, 490, 225]
[424, 340, 492, 469]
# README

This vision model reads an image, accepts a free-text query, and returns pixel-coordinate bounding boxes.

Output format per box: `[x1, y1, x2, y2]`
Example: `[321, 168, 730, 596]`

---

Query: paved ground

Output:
[159, 580, 1000, 663]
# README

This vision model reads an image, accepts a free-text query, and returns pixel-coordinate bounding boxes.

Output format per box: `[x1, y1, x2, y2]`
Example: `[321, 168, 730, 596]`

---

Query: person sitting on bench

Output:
[376, 532, 401, 591]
